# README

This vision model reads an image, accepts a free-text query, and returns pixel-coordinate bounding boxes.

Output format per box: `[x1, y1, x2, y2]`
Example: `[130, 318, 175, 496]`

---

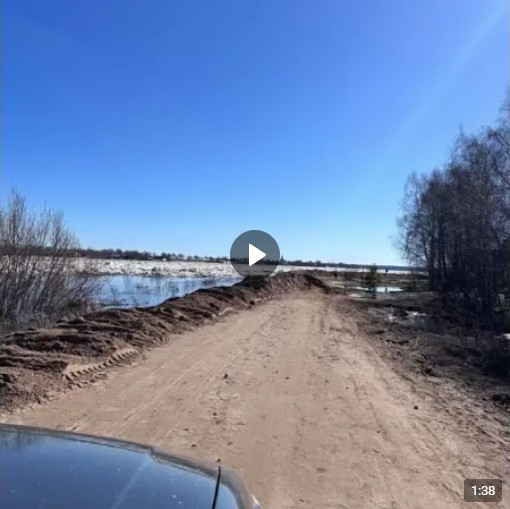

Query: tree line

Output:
[398, 93, 510, 333]
[75, 248, 229, 263]
[31, 246, 410, 271]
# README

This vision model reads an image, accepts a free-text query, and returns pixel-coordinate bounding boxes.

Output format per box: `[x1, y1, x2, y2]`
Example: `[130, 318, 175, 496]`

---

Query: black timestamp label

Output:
[464, 479, 502, 502]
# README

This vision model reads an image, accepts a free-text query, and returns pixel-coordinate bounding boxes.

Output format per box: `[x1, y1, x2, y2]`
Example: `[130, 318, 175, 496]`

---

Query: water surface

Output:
[96, 275, 241, 308]
[357, 286, 404, 293]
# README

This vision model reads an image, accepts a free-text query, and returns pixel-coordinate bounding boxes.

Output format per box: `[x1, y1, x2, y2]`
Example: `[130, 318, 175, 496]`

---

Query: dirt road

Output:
[5, 293, 508, 508]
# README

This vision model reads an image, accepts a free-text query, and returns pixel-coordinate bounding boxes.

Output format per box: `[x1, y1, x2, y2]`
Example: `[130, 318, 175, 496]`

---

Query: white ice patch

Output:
[72, 258, 412, 278]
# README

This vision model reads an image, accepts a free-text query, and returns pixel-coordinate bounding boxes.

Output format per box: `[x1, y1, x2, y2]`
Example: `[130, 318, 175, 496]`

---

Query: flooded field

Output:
[327, 282, 404, 294]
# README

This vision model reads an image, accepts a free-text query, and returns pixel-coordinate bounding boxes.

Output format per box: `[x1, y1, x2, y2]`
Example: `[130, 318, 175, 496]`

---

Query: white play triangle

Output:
[248, 244, 266, 266]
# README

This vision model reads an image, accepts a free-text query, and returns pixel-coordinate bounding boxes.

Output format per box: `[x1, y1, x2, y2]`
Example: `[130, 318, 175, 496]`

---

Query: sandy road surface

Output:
[5, 293, 508, 508]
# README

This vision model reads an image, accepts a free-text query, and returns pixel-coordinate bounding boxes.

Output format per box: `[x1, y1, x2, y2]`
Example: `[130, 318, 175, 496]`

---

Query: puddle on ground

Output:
[388, 311, 428, 328]
[333, 283, 404, 294]
[356, 286, 404, 293]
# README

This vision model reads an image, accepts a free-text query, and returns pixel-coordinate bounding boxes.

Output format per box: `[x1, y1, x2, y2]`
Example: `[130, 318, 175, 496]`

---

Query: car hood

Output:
[0, 425, 255, 509]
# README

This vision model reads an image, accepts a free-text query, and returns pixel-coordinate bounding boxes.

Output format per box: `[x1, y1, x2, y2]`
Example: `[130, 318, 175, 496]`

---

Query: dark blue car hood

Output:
[0, 425, 253, 509]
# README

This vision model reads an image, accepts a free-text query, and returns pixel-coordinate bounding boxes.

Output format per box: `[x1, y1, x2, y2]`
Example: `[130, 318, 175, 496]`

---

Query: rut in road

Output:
[5, 293, 508, 509]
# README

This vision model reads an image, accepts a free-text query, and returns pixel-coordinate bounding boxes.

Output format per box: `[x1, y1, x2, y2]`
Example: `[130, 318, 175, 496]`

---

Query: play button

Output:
[230, 230, 280, 278]
[249, 244, 266, 266]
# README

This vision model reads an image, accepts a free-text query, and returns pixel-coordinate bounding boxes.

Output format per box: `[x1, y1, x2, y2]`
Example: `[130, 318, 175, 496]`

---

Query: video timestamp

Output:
[464, 479, 502, 502]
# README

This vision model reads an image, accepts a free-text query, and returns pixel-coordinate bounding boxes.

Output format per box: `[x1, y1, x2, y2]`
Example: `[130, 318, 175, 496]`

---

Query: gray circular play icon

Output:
[230, 230, 280, 278]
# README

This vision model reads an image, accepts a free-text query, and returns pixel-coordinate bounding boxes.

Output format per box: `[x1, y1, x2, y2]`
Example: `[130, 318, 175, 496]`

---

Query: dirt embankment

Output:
[0, 272, 326, 411]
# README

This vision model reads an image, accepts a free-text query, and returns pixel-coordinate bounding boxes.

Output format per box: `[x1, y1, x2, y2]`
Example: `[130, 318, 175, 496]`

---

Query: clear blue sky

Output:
[2, 1, 509, 264]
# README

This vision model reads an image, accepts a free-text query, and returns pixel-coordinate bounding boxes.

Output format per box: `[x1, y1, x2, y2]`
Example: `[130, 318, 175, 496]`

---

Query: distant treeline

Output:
[22, 246, 413, 271]
[76, 248, 225, 262]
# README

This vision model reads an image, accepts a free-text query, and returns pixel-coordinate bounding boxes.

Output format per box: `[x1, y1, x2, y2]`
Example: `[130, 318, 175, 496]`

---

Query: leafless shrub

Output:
[0, 190, 99, 334]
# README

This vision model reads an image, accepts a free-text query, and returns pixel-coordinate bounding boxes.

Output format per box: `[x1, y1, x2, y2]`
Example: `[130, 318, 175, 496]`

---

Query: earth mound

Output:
[0, 272, 326, 411]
